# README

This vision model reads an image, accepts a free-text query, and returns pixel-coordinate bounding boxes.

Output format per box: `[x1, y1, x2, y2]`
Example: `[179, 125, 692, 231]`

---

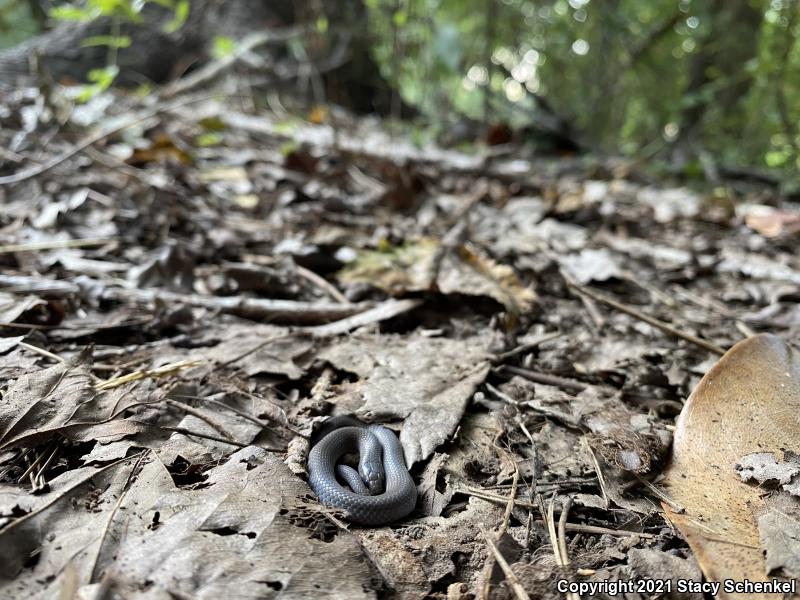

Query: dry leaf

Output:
[339, 239, 536, 313]
[661, 334, 800, 599]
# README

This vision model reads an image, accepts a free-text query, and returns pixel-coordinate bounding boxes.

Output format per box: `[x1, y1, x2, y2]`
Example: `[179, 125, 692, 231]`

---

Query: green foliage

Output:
[50, 0, 190, 102]
[0, 0, 41, 49]
[211, 35, 237, 59]
[366, 0, 800, 170]
[74, 65, 118, 102]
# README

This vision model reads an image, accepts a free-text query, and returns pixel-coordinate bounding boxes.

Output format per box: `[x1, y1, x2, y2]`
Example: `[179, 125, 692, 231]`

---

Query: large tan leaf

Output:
[662, 334, 800, 599]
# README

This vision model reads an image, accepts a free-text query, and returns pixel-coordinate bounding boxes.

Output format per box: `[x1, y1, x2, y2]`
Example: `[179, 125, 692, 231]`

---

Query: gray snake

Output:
[307, 416, 417, 525]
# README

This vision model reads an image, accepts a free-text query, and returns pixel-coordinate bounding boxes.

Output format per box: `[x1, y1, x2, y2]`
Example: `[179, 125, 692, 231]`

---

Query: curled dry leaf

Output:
[661, 334, 800, 599]
[338, 238, 536, 314]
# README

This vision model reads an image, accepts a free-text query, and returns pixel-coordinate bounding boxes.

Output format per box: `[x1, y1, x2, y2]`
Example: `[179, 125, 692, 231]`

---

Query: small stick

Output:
[19, 342, 65, 364]
[492, 331, 562, 362]
[34, 444, 61, 490]
[546, 493, 563, 564]
[500, 365, 589, 394]
[428, 182, 489, 290]
[568, 282, 726, 355]
[171, 394, 266, 428]
[164, 399, 238, 443]
[309, 298, 423, 337]
[160, 426, 283, 453]
[479, 525, 532, 600]
[557, 496, 573, 567]
[17, 443, 56, 483]
[0, 94, 214, 186]
[0, 453, 146, 535]
[161, 426, 248, 448]
[0, 238, 116, 254]
[95, 359, 204, 391]
[583, 437, 610, 510]
[532, 520, 657, 539]
[634, 473, 685, 514]
[577, 293, 606, 329]
[499, 456, 519, 537]
[295, 264, 350, 304]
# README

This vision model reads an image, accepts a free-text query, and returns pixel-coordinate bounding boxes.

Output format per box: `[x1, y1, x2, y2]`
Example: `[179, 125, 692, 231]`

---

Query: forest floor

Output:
[0, 87, 799, 600]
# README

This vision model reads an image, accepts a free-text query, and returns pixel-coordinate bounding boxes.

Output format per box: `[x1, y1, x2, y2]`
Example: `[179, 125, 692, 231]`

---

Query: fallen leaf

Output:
[736, 451, 800, 487]
[756, 493, 800, 579]
[661, 334, 800, 598]
[416, 452, 454, 517]
[128, 132, 192, 166]
[339, 239, 536, 313]
[560, 248, 623, 284]
[317, 332, 491, 464]
[741, 204, 800, 238]
[0, 448, 378, 598]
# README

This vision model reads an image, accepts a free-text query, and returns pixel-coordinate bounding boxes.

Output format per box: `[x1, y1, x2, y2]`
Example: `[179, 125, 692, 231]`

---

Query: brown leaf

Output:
[661, 334, 800, 598]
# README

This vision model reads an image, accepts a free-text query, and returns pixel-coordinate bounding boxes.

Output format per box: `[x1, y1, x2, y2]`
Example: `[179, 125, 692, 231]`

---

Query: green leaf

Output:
[392, 9, 407, 27]
[163, 0, 190, 33]
[195, 132, 223, 147]
[81, 35, 132, 48]
[49, 6, 99, 21]
[87, 65, 119, 87]
[212, 35, 236, 59]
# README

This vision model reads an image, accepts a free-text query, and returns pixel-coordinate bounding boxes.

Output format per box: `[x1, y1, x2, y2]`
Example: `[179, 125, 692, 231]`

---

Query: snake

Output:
[307, 416, 417, 525]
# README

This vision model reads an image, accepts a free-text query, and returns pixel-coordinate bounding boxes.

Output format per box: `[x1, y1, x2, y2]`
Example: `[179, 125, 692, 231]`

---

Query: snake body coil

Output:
[307, 417, 417, 525]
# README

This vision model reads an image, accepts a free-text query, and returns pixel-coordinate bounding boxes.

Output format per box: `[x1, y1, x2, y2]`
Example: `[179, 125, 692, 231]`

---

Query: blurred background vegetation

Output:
[1, 0, 797, 174]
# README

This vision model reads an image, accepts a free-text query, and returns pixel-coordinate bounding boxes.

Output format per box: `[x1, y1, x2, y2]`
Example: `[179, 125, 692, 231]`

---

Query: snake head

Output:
[360, 459, 385, 495]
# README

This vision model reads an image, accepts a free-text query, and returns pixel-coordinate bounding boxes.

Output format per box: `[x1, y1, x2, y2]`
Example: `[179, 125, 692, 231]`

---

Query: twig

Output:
[0, 274, 81, 296]
[101, 285, 370, 324]
[479, 526, 532, 600]
[499, 365, 589, 394]
[308, 298, 423, 337]
[16, 442, 57, 483]
[34, 444, 61, 491]
[164, 399, 238, 443]
[428, 182, 489, 290]
[294, 264, 350, 304]
[578, 292, 606, 329]
[0, 238, 116, 254]
[19, 342, 65, 364]
[0, 94, 214, 186]
[557, 496, 574, 569]
[492, 331, 562, 363]
[568, 282, 726, 355]
[0, 453, 145, 535]
[583, 437, 610, 510]
[88, 451, 148, 583]
[161, 27, 307, 98]
[172, 394, 266, 428]
[533, 520, 657, 539]
[95, 359, 204, 391]
[499, 452, 519, 537]
[634, 473, 685, 514]
[517, 419, 542, 547]
[160, 426, 249, 449]
[216, 333, 299, 368]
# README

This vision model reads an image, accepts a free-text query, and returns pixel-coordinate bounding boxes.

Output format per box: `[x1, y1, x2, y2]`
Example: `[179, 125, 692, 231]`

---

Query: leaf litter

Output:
[0, 85, 799, 598]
